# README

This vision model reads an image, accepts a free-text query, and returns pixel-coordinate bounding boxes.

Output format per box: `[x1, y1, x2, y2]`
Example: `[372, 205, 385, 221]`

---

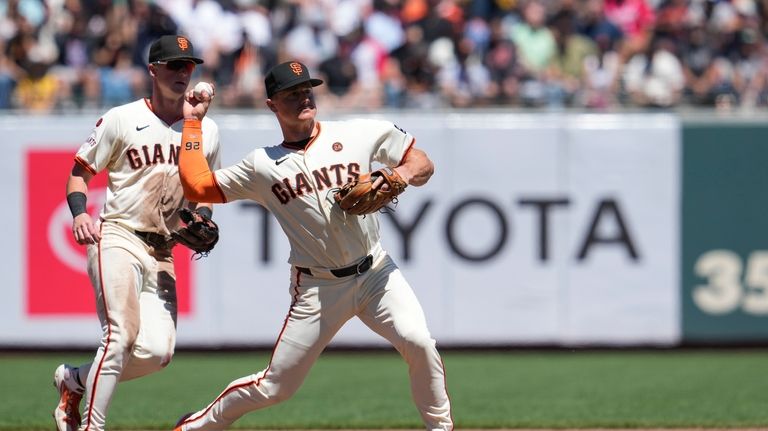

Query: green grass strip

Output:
[1, 350, 767, 429]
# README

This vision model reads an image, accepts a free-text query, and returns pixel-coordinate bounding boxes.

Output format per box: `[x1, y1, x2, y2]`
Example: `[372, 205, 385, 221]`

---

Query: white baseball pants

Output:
[179, 251, 453, 430]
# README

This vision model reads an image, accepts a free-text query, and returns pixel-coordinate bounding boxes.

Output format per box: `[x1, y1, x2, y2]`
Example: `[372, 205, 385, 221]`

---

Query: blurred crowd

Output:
[2, 0, 768, 113]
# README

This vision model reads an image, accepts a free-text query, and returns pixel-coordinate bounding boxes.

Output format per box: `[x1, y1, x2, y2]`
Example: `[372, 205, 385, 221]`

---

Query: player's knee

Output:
[132, 337, 175, 370]
[397, 332, 439, 364]
[262, 379, 301, 404]
[273, 384, 300, 403]
[145, 344, 175, 367]
[402, 331, 436, 352]
[155, 350, 174, 369]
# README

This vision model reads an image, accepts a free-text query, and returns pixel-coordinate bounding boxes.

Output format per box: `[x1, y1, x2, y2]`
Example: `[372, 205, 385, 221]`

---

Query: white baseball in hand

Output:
[193, 82, 214, 101]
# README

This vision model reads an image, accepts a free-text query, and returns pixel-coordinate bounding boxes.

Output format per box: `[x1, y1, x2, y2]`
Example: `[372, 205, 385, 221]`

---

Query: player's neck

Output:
[281, 120, 317, 143]
[148, 94, 185, 126]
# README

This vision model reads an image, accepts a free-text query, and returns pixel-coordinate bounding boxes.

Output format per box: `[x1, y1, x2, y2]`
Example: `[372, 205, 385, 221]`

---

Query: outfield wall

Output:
[1, 112, 765, 348]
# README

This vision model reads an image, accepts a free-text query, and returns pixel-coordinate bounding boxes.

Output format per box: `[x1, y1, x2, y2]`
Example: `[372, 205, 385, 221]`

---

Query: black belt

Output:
[297, 255, 373, 278]
[135, 231, 175, 250]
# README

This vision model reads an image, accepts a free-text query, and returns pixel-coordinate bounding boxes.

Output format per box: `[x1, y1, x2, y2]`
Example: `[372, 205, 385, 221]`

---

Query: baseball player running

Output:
[173, 61, 453, 430]
[52, 35, 221, 431]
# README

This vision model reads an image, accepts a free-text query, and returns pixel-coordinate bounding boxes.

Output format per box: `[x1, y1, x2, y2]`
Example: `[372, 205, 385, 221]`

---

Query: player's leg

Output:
[56, 236, 175, 431]
[357, 255, 453, 430]
[177, 270, 355, 431]
[120, 249, 178, 381]
[78, 224, 147, 431]
[52, 241, 101, 431]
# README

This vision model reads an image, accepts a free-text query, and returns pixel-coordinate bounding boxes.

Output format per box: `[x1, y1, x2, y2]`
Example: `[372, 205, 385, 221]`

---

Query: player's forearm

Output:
[66, 176, 88, 196]
[180, 119, 226, 203]
[66, 163, 94, 195]
[395, 147, 434, 187]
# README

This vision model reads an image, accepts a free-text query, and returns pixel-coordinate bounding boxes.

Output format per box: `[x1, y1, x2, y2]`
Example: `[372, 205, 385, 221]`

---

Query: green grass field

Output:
[1, 349, 767, 430]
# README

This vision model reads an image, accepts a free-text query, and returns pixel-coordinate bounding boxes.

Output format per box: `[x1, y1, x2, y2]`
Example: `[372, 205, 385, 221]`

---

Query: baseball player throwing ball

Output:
[52, 35, 221, 431]
[174, 61, 453, 430]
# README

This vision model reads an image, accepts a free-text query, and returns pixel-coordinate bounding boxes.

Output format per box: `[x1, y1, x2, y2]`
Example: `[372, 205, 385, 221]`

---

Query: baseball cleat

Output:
[173, 412, 194, 431]
[53, 364, 83, 431]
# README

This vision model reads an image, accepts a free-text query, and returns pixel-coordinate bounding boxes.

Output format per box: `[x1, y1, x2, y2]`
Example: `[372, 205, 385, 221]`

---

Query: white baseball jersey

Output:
[75, 99, 221, 235]
[213, 119, 414, 268]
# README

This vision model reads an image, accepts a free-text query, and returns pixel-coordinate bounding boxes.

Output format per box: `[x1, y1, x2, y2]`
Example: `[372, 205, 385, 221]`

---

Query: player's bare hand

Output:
[183, 84, 214, 121]
[72, 213, 100, 245]
[373, 167, 408, 191]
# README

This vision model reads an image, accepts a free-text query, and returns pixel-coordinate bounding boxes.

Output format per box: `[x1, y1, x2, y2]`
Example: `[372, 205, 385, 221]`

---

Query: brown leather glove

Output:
[171, 208, 219, 258]
[334, 167, 408, 215]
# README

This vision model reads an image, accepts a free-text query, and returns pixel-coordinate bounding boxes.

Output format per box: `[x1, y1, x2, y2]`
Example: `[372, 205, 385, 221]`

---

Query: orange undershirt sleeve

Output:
[180, 119, 226, 203]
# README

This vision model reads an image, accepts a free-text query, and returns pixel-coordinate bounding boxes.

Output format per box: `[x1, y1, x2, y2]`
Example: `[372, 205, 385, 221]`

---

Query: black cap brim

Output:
[161, 55, 204, 64]
[270, 77, 324, 97]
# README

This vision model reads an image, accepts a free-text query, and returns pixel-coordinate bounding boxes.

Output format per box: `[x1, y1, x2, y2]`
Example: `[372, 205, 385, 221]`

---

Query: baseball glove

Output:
[171, 208, 219, 258]
[334, 167, 408, 215]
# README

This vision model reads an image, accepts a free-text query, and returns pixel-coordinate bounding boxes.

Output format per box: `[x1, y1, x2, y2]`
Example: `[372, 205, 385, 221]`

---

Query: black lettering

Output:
[169, 145, 180, 165]
[295, 173, 313, 196]
[313, 167, 332, 190]
[152, 143, 165, 165]
[271, 183, 291, 204]
[347, 163, 360, 182]
[240, 202, 272, 263]
[329, 164, 345, 185]
[282, 178, 297, 198]
[577, 198, 639, 260]
[445, 198, 508, 262]
[127, 148, 142, 169]
[142, 145, 151, 165]
[518, 198, 570, 261]
[382, 200, 433, 262]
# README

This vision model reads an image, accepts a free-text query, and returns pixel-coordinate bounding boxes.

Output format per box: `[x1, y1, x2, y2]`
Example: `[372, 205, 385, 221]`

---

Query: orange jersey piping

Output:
[74, 156, 97, 176]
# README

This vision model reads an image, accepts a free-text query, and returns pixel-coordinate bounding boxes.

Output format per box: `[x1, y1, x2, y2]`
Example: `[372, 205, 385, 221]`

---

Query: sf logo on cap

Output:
[290, 62, 303, 75]
[177, 37, 189, 50]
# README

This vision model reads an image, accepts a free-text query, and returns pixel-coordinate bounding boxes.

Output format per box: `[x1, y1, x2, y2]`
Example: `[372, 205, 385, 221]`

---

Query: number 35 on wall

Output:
[694, 250, 768, 315]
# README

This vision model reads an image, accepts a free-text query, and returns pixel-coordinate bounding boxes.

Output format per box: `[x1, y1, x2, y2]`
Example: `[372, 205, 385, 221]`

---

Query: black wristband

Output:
[66, 192, 88, 217]
[196, 206, 213, 220]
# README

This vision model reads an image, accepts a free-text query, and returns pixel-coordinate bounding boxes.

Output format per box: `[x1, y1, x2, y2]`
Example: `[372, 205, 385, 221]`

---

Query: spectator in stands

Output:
[510, 0, 556, 75]
[623, 33, 685, 107]
[547, 9, 597, 106]
[681, 23, 716, 105]
[577, 0, 624, 53]
[483, 26, 521, 105]
[436, 35, 493, 107]
[13, 47, 60, 113]
[603, 0, 655, 58]
[51, 8, 93, 109]
[318, 34, 359, 101]
[97, 46, 144, 108]
[380, 55, 408, 107]
[581, 31, 623, 108]
[283, 3, 338, 70]
[510, 0, 557, 106]
[392, 23, 441, 108]
[734, 26, 768, 108]
[365, 0, 406, 54]
[415, 0, 457, 43]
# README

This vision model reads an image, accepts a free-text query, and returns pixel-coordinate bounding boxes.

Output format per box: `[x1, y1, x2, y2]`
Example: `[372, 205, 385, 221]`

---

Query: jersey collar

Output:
[281, 122, 321, 151]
